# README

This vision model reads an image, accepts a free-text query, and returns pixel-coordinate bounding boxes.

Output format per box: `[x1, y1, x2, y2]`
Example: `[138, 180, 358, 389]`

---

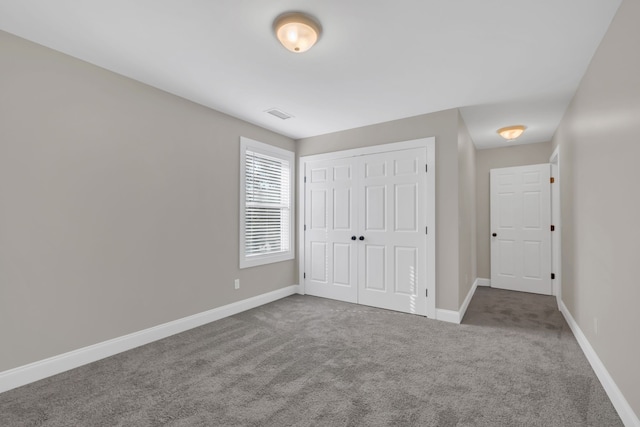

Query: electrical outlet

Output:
[594, 317, 598, 336]
[234, 279, 240, 290]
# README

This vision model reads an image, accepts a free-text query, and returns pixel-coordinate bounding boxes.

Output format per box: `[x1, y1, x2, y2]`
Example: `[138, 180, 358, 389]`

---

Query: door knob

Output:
[492, 233, 497, 237]
[351, 236, 357, 241]
[359, 236, 365, 241]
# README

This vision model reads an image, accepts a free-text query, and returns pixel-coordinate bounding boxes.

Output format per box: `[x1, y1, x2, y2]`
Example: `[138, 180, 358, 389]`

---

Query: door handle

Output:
[351, 236, 357, 241]
[359, 236, 365, 241]
[492, 233, 497, 237]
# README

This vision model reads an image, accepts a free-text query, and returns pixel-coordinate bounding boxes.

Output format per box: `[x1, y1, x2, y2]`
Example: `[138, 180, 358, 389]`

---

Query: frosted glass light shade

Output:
[497, 125, 526, 140]
[274, 12, 321, 53]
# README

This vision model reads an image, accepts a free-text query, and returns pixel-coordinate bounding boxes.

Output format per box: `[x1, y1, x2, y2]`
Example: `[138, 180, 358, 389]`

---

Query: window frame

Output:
[239, 137, 295, 269]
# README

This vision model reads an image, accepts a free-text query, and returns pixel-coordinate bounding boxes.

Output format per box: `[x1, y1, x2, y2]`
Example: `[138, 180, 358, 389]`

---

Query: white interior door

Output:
[490, 164, 552, 295]
[357, 148, 427, 315]
[304, 157, 358, 303]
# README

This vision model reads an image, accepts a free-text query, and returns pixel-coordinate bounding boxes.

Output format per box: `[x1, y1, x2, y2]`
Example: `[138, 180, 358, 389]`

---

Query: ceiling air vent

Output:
[265, 108, 293, 120]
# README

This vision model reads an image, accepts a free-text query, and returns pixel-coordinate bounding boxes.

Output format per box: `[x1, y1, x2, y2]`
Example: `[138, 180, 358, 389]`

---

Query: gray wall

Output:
[457, 112, 477, 305]
[297, 109, 462, 311]
[551, 0, 640, 415]
[475, 141, 552, 279]
[0, 31, 296, 372]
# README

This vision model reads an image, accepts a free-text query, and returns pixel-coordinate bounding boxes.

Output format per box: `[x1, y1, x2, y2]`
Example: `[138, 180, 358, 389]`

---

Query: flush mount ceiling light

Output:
[497, 125, 527, 140]
[273, 12, 321, 53]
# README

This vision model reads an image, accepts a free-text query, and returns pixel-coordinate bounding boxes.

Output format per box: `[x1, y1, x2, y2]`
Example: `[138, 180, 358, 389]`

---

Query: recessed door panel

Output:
[498, 193, 515, 229]
[333, 188, 351, 230]
[523, 171, 540, 185]
[334, 164, 351, 181]
[523, 191, 541, 229]
[365, 161, 386, 178]
[394, 158, 417, 176]
[333, 243, 352, 286]
[498, 173, 515, 186]
[310, 168, 327, 183]
[523, 241, 542, 279]
[395, 183, 417, 231]
[365, 186, 386, 231]
[310, 242, 327, 282]
[365, 245, 386, 291]
[310, 189, 326, 230]
[395, 247, 417, 296]
[497, 240, 515, 277]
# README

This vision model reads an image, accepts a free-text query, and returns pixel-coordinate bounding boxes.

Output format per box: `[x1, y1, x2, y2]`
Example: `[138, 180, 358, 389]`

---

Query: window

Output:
[240, 137, 294, 268]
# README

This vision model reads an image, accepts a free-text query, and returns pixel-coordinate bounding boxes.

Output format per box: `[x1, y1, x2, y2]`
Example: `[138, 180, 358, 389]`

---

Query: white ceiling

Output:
[0, 0, 622, 149]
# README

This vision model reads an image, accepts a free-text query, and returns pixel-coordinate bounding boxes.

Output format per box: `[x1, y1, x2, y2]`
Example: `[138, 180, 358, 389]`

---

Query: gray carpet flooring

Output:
[0, 287, 623, 426]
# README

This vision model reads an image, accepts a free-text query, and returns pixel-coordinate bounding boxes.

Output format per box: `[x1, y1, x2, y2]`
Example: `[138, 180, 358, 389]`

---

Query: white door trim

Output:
[550, 145, 562, 301]
[298, 138, 436, 318]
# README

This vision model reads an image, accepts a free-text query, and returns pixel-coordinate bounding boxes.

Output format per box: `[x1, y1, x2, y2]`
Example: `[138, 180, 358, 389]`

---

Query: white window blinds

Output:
[240, 137, 294, 268]
[245, 150, 290, 256]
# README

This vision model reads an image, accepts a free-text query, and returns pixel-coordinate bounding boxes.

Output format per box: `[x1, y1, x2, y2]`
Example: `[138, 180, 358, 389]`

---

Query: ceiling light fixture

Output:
[497, 125, 526, 140]
[273, 12, 321, 53]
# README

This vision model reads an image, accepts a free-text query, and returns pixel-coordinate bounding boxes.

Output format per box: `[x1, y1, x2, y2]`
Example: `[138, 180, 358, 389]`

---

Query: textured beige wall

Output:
[551, 0, 640, 416]
[475, 141, 552, 279]
[297, 109, 461, 311]
[0, 31, 296, 372]
[457, 113, 477, 306]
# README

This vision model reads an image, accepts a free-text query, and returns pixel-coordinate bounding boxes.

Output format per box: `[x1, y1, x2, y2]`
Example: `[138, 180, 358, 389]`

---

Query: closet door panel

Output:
[304, 158, 358, 303]
[358, 148, 427, 315]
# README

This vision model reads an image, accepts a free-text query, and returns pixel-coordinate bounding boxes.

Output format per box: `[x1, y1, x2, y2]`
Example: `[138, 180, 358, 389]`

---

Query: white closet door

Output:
[490, 164, 552, 295]
[357, 148, 427, 315]
[304, 157, 358, 303]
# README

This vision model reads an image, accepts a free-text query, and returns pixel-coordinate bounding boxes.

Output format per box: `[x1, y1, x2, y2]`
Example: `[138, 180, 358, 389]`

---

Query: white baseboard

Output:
[0, 285, 299, 394]
[458, 278, 479, 323]
[435, 308, 460, 324]
[436, 278, 480, 324]
[558, 299, 640, 427]
[476, 278, 491, 287]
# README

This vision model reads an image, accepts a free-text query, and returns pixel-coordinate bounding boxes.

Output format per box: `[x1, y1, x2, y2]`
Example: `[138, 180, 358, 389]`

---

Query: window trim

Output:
[239, 137, 295, 269]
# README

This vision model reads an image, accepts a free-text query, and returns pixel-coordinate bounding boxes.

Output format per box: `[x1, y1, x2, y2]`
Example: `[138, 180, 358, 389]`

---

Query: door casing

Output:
[550, 146, 561, 301]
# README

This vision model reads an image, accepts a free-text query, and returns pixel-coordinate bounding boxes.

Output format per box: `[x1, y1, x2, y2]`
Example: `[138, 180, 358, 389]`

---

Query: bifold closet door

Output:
[304, 147, 427, 316]
[357, 148, 427, 315]
[304, 157, 358, 303]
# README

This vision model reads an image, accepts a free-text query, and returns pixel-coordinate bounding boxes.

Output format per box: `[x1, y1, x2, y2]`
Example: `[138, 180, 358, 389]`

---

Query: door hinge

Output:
[425, 226, 428, 235]
[304, 272, 306, 279]
[425, 164, 428, 173]
[551, 225, 555, 232]
[551, 273, 555, 280]
[304, 176, 307, 183]
[304, 224, 306, 231]
[550, 177, 555, 184]
[425, 289, 428, 298]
